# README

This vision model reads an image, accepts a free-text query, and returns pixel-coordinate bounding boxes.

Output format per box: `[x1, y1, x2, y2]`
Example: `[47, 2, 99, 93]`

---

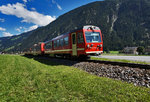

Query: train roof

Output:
[51, 33, 68, 41]
[70, 25, 100, 32]
[44, 25, 100, 43]
[82, 25, 100, 30]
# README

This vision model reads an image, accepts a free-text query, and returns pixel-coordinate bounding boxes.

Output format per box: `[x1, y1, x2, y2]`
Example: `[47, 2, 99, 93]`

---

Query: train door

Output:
[71, 33, 77, 56]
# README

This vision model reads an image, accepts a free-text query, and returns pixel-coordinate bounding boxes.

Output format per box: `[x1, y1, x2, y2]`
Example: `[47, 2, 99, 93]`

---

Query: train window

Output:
[64, 36, 69, 45]
[77, 32, 84, 43]
[54, 40, 57, 48]
[85, 32, 101, 43]
[45, 42, 51, 49]
[60, 39, 63, 46]
[50, 42, 52, 48]
[57, 40, 59, 47]
[59, 40, 61, 46]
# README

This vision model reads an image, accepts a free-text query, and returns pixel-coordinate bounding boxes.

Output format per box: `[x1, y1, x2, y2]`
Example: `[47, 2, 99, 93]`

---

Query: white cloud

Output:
[28, 25, 38, 31]
[15, 26, 24, 32]
[16, 28, 21, 32]
[52, 0, 62, 10]
[16, 25, 38, 33]
[31, 7, 36, 11]
[19, 27, 23, 29]
[20, 25, 38, 33]
[56, 4, 62, 10]
[0, 3, 56, 26]
[23, 0, 27, 3]
[0, 27, 6, 31]
[0, 18, 5, 22]
[3, 32, 13, 37]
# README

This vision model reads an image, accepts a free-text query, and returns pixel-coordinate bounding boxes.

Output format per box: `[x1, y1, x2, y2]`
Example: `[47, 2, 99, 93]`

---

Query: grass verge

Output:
[0, 55, 150, 101]
[91, 57, 150, 65]
[103, 51, 150, 56]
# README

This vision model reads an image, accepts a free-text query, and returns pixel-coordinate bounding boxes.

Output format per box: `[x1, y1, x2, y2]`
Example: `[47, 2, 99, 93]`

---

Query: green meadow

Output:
[0, 55, 150, 101]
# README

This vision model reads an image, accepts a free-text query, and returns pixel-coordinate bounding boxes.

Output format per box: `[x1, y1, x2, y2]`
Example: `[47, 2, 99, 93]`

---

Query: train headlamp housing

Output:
[87, 44, 90, 48]
[97, 44, 102, 47]
[100, 44, 103, 47]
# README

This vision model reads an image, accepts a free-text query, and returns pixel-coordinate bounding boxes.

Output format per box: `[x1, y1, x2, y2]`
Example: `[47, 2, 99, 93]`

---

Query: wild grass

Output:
[103, 51, 150, 56]
[103, 51, 129, 56]
[0, 55, 150, 101]
[109, 51, 119, 54]
[91, 57, 150, 65]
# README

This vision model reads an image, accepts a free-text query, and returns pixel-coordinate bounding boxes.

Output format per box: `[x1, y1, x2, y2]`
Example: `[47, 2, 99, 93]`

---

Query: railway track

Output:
[24, 54, 150, 69]
[87, 59, 150, 69]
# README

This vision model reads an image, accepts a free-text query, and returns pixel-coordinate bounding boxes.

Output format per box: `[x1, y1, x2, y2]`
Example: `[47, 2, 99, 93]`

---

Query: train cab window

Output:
[77, 32, 84, 43]
[60, 39, 63, 46]
[85, 32, 101, 43]
[54, 40, 57, 48]
[64, 36, 69, 45]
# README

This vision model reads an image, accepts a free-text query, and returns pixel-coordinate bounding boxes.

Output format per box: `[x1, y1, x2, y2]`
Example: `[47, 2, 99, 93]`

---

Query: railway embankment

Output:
[43, 57, 150, 88]
[73, 62, 150, 88]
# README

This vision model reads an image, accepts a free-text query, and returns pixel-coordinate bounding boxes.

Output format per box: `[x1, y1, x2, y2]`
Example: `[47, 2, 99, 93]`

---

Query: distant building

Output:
[123, 47, 138, 54]
[145, 48, 150, 54]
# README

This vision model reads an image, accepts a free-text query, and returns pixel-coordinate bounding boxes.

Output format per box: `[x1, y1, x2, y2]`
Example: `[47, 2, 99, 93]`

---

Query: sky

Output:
[0, 0, 102, 37]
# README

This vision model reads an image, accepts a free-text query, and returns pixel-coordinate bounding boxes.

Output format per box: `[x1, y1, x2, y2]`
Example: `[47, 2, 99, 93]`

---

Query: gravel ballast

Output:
[73, 62, 150, 88]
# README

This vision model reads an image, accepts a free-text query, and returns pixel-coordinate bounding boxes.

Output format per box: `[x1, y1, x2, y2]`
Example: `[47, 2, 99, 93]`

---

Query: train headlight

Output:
[91, 44, 93, 47]
[87, 44, 90, 48]
[97, 44, 102, 47]
[100, 44, 103, 47]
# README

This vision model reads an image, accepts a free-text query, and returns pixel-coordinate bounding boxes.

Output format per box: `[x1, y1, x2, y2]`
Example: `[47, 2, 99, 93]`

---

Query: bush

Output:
[137, 46, 144, 55]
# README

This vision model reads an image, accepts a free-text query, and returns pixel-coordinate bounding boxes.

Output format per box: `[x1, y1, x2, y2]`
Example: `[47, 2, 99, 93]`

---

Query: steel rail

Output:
[87, 60, 150, 69]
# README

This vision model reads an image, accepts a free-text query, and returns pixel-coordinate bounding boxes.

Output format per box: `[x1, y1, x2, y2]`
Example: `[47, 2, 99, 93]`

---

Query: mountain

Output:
[1, 0, 150, 52]
[0, 31, 32, 53]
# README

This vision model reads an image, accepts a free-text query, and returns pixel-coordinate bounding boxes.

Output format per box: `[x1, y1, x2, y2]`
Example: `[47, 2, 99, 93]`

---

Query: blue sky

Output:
[0, 0, 102, 37]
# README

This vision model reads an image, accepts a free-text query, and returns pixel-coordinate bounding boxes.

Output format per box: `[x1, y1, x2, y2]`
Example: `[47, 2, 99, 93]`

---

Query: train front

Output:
[83, 25, 103, 56]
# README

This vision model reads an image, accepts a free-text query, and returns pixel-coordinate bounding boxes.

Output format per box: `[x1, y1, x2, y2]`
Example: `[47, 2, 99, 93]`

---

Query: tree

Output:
[137, 46, 144, 55]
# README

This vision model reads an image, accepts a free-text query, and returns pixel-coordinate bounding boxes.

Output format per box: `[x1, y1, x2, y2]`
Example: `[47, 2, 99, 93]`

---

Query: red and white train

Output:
[26, 25, 103, 58]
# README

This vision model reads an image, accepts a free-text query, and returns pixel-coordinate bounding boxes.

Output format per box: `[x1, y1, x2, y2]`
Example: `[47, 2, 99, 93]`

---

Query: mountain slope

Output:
[1, 0, 150, 52]
[0, 31, 32, 53]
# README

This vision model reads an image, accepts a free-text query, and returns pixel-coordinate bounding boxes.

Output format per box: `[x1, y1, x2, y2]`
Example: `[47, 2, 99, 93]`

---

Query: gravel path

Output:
[95, 55, 150, 62]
